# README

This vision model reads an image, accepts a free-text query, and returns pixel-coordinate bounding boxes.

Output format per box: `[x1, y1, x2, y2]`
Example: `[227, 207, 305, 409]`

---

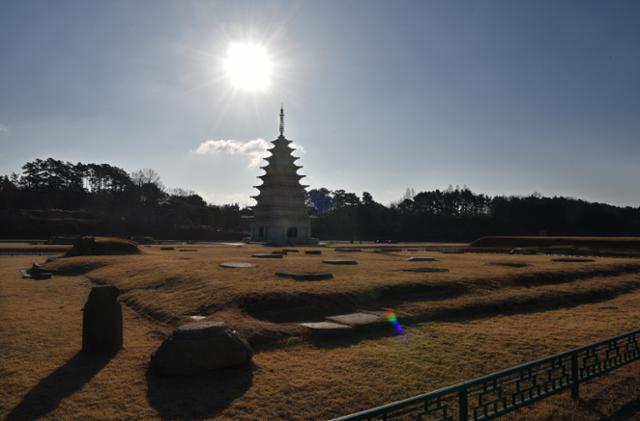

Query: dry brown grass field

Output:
[2, 242, 640, 420]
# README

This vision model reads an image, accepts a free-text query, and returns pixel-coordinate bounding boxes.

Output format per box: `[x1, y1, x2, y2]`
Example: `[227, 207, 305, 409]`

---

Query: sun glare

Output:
[223, 42, 273, 92]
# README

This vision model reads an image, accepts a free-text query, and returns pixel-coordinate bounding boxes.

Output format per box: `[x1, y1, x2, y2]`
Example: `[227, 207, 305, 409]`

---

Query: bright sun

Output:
[223, 42, 273, 92]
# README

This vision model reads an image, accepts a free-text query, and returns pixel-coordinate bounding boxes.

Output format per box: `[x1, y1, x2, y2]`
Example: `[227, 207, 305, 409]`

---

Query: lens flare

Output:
[384, 308, 405, 335]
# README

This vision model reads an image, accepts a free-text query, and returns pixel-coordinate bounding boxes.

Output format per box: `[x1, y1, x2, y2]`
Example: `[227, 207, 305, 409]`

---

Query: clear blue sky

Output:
[1, 1, 638, 207]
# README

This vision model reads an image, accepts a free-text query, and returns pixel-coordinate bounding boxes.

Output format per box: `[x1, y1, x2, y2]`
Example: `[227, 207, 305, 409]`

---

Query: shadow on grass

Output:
[6, 351, 115, 421]
[309, 326, 397, 349]
[604, 397, 640, 420]
[146, 364, 253, 420]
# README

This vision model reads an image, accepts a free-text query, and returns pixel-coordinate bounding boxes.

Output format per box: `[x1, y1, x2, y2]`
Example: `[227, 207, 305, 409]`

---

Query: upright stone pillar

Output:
[82, 285, 123, 353]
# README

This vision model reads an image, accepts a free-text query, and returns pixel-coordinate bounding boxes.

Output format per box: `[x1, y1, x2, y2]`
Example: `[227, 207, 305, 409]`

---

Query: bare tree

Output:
[131, 168, 164, 190]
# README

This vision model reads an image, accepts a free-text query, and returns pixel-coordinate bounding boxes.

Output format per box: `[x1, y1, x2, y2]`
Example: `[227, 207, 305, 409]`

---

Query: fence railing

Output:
[330, 328, 640, 421]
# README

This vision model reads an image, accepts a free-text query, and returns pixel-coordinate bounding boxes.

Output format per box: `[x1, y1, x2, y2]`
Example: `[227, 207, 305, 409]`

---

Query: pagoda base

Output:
[250, 219, 315, 245]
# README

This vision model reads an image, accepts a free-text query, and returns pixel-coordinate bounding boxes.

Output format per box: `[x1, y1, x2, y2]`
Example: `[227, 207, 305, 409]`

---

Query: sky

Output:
[0, 0, 639, 207]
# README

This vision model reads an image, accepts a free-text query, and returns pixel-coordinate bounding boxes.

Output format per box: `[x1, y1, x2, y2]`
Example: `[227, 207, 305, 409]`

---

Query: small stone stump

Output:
[151, 321, 252, 375]
[82, 286, 122, 353]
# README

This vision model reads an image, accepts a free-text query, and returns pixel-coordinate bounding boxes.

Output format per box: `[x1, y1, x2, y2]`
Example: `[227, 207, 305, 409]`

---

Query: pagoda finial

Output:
[279, 105, 284, 137]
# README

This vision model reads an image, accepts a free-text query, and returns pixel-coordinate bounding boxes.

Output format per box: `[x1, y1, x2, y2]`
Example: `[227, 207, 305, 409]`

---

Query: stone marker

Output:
[326, 312, 385, 327]
[299, 321, 352, 335]
[219, 262, 255, 269]
[304, 250, 322, 255]
[82, 286, 122, 353]
[21, 263, 53, 280]
[407, 256, 437, 262]
[322, 259, 358, 265]
[402, 267, 449, 273]
[252, 253, 283, 259]
[275, 271, 334, 281]
[152, 321, 252, 375]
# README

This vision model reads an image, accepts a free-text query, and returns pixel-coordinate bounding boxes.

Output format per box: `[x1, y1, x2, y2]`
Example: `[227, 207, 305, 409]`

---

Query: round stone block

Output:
[151, 321, 252, 375]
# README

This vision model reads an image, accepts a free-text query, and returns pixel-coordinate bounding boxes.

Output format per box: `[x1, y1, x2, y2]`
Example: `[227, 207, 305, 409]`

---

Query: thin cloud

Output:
[192, 138, 305, 168]
[0, 124, 8, 134]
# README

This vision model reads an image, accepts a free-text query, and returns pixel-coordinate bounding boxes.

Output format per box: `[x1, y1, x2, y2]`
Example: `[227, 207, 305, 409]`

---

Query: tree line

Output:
[306, 186, 640, 241]
[1, 158, 639, 240]
[0, 158, 245, 239]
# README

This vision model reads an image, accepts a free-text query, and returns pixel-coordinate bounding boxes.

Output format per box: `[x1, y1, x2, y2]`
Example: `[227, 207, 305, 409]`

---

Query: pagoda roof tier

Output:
[252, 196, 307, 204]
[260, 157, 301, 167]
[252, 187, 307, 196]
[261, 160, 300, 169]
[257, 173, 306, 180]
[267, 144, 295, 152]
[255, 182, 308, 188]
[253, 209, 310, 219]
[258, 168, 299, 176]
[251, 193, 305, 203]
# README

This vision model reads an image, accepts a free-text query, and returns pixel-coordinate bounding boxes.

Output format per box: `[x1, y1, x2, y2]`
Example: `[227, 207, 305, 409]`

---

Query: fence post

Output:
[571, 352, 579, 400]
[459, 388, 468, 421]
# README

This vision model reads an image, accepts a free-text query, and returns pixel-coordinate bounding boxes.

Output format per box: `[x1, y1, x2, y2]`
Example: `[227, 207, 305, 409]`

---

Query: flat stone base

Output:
[219, 262, 255, 268]
[252, 253, 283, 259]
[407, 256, 437, 262]
[488, 261, 529, 268]
[299, 321, 352, 335]
[322, 259, 358, 265]
[326, 312, 385, 327]
[275, 272, 333, 281]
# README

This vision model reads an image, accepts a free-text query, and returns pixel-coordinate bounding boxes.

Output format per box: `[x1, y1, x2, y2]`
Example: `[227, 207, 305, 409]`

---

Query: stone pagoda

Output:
[250, 107, 313, 244]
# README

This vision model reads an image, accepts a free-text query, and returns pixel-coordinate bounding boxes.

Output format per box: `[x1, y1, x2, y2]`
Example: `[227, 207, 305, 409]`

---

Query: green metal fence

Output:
[330, 328, 640, 421]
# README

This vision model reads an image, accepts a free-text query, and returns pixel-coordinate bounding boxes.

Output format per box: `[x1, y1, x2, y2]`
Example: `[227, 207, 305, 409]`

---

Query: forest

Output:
[1, 158, 639, 241]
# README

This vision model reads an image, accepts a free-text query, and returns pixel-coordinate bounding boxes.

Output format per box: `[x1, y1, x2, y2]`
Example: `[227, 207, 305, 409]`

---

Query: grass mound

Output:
[470, 236, 640, 252]
[38, 244, 640, 348]
[64, 236, 141, 257]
